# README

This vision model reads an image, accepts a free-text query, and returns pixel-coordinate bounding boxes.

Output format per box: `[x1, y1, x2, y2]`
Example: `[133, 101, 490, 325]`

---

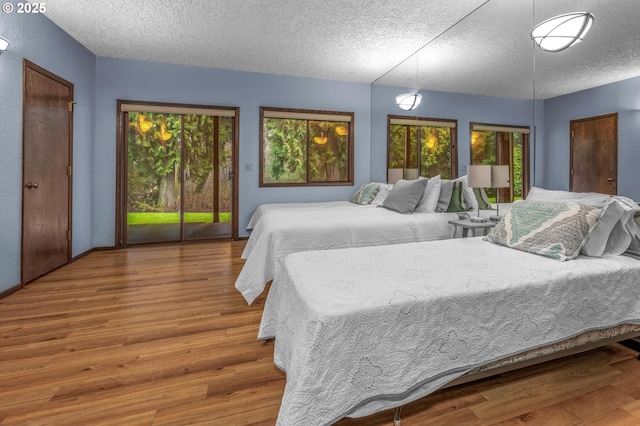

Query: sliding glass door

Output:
[182, 114, 233, 240]
[122, 106, 237, 245]
[470, 123, 530, 202]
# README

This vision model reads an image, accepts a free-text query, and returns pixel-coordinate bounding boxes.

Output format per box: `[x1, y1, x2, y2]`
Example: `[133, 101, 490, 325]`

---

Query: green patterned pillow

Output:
[473, 187, 492, 210]
[437, 181, 472, 212]
[350, 183, 380, 205]
[484, 200, 602, 261]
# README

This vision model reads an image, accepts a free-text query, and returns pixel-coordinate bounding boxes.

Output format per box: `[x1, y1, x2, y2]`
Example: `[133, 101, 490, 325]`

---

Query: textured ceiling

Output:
[44, 0, 640, 99]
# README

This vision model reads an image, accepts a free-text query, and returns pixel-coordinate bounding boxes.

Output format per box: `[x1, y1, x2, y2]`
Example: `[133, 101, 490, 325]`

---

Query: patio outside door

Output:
[119, 103, 238, 245]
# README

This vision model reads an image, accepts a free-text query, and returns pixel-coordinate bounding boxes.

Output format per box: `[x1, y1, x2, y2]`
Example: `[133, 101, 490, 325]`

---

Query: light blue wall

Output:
[94, 58, 372, 242]
[0, 13, 95, 293]
[371, 85, 536, 182]
[2, 13, 638, 295]
[541, 75, 640, 200]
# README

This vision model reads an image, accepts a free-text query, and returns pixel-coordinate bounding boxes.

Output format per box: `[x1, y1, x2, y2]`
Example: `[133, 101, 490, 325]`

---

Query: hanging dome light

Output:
[531, 12, 594, 52]
[0, 36, 10, 55]
[395, 93, 422, 111]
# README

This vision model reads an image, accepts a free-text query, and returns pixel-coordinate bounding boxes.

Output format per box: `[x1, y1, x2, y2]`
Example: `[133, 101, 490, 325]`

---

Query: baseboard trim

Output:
[0, 282, 22, 300]
[71, 246, 116, 262]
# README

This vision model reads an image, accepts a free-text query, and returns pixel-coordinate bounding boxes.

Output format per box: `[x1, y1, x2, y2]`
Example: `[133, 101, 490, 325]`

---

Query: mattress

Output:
[264, 237, 640, 425]
[246, 201, 368, 230]
[236, 205, 463, 304]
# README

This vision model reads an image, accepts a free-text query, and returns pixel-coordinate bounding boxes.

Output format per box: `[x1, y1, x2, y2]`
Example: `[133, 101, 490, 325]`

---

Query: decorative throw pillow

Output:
[437, 181, 471, 212]
[473, 187, 492, 210]
[370, 183, 393, 206]
[484, 199, 602, 261]
[526, 188, 640, 257]
[453, 175, 478, 210]
[350, 183, 380, 205]
[379, 178, 428, 214]
[414, 175, 442, 213]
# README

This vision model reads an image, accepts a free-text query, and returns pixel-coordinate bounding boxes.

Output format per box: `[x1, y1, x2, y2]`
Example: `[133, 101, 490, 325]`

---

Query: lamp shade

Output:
[405, 168, 419, 180]
[467, 165, 492, 188]
[0, 36, 9, 52]
[395, 93, 422, 111]
[387, 168, 403, 184]
[531, 12, 594, 52]
[467, 164, 510, 188]
[491, 165, 510, 188]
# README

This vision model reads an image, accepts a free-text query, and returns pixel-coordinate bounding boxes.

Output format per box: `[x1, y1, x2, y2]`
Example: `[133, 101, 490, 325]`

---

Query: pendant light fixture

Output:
[531, 12, 594, 52]
[395, 45, 422, 111]
[395, 93, 423, 111]
[0, 36, 9, 55]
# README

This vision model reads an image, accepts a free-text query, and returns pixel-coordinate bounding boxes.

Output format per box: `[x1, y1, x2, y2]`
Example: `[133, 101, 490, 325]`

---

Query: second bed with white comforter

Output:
[262, 236, 640, 425]
[236, 203, 463, 304]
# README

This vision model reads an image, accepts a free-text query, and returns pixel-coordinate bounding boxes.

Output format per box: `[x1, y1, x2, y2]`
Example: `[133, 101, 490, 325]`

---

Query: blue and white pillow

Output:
[484, 199, 602, 261]
[350, 183, 380, 205]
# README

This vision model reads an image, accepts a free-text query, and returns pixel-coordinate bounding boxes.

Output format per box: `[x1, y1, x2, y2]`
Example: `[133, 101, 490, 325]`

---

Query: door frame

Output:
[21, 59, 73, 285]
[569, 113, 618, 194]
[115, 100, 240, 246]
[469, 122, 531, 201]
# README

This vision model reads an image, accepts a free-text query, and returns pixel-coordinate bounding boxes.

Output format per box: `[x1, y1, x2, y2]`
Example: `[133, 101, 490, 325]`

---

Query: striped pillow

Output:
[484, 200, 602, 261]
[350, 183, 380, 205]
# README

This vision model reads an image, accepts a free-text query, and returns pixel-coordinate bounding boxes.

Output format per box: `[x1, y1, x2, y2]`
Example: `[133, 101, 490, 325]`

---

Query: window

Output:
[387, 116, 457, 181]
[260, 107, 354, 186]
[470, 123, 530, 202]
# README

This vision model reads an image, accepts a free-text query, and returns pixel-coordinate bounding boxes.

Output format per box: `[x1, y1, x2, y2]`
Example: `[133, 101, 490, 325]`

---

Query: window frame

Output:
[469, 122, 530, 201]
[386, 114, 458, 180]
[115, 99, 240, 245]
[259, 106, 354, 187]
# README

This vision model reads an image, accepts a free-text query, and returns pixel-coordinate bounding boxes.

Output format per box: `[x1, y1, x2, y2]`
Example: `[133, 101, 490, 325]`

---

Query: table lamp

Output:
[467, 165, 492, 223]
[490, 165, 510, 222]
[467, 164, 510, 222]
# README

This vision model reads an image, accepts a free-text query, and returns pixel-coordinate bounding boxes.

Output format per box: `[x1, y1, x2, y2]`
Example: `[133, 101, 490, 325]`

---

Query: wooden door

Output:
[22, 60, 73, 284]
[570, 113, 617, 194]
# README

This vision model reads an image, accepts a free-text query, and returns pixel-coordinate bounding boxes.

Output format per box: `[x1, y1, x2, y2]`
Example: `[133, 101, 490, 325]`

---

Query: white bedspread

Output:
[236, 205, 460, 304]
[246, 201, 368, 230]
[264, 238, 640, 425]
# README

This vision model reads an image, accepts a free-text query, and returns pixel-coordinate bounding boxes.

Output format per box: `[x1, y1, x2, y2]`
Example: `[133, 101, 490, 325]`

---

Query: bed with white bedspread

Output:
[237, 175, 513, 304]
[264, 237, 640, 425]
[261, 194, 640, 425]
[237, 205, 462, 304]
[245, 201, 369, 230]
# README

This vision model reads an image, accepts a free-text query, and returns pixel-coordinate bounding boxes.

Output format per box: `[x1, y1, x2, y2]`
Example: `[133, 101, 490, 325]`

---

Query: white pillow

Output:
[414, 175, 442, 213]
[526, 187, 610, 206]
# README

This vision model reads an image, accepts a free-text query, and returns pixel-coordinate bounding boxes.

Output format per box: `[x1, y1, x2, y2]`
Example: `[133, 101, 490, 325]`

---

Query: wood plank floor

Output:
[2, 240, 640, 425]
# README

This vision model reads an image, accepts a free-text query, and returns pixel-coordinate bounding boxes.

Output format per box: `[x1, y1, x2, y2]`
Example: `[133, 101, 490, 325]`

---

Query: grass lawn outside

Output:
[128, 212, 231, 225]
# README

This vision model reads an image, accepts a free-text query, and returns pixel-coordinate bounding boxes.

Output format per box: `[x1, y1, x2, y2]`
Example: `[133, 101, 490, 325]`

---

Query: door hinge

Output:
[67, 166, 72, 176]
[570, 130, 574, 138]
[571, 168, 574, 176]
[66, 230, 72, 240]
[67, 101, 74, 112]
